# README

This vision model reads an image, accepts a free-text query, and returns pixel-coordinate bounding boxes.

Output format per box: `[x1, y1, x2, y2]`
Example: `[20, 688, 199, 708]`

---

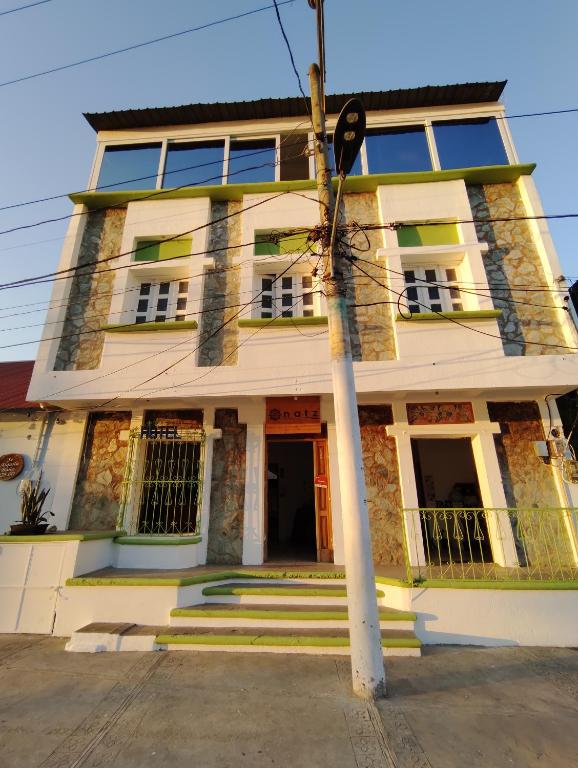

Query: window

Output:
[228, 139, 276, 183]
[433, 118, 508, 169]
[403, 267, 463, 314]
[365, 127, 431, 174]
[97, 144, 162, 191]
[257, 273, 318, 319]
[162, 141, 225, 188]
[134, 239, 191, 262]
[135, 280, 189, 323]
[397, 223, 459, 247]
[323, 134, 362, 176]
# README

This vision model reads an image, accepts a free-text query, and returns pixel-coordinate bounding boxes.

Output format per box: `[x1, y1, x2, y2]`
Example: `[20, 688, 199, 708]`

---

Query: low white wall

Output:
[412, 587, 578, 646]
[114, 541, 201, 569]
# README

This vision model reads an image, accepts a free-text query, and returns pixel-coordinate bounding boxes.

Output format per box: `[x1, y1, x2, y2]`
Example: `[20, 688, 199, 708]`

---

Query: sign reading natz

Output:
[265, 396, 321, 435]
[0, 453, 25, 481]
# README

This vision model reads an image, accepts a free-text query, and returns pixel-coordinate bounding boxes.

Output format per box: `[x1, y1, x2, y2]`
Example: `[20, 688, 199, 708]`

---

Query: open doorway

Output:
[411, 437, 492, 562]
[267, 441, 317, 561]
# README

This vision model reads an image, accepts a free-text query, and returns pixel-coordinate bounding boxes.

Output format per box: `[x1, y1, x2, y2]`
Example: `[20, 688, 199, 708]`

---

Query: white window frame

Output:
[402, 264, 464, 315]
[226, 135, 280, 184]
[135, 278, 190, 324]
[253, 267, 323, 319]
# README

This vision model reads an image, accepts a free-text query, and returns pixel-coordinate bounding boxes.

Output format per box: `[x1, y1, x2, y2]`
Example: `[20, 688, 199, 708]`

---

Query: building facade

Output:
[24, 81, 578, 583]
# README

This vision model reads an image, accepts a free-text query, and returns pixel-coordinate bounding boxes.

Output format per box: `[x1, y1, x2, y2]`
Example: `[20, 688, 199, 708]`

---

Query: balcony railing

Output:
[402, 507, 578, 583]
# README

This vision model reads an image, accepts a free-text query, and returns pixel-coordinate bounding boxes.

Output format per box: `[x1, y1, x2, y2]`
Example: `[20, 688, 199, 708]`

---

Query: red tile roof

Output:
[0, 361, 38, 410]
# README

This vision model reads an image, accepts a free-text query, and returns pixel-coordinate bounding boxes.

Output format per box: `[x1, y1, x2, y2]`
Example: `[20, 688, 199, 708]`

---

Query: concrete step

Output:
[169, 602, 416, 630]
[65, 622, 421, 657]
[201, 582, 386, 606]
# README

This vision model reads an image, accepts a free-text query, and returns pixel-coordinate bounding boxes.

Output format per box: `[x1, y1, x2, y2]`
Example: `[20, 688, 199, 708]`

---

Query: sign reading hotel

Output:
[265, 397, 321, 435]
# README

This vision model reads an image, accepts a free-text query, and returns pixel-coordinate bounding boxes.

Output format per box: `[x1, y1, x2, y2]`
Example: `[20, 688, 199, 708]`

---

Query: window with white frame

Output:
[257, 272, 320, 319]
[135, 280, 189, 323]
[403, 266, 463, 314]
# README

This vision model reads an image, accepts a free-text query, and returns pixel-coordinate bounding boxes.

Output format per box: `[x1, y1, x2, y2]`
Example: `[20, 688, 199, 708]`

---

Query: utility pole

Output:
[308, 61, 386, 699]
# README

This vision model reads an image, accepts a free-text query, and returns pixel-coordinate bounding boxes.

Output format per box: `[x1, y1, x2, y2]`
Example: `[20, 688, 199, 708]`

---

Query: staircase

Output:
[66, 576, 421, 656]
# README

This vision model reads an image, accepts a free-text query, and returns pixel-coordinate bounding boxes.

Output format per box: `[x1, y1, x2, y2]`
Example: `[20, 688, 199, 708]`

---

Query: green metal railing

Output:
[118, 428, 205, 536]
[402, 507, 578, 583]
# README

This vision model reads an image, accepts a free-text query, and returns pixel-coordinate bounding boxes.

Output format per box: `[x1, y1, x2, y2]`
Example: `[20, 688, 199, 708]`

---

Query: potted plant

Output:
[10, 473, 53, 535]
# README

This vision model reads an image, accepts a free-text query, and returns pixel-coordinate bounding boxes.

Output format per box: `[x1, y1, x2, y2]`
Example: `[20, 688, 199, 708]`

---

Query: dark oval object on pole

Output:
[333, 98, 366, 176]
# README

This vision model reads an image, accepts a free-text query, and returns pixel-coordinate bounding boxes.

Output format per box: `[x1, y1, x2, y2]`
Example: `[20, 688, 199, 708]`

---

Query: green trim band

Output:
[115, 535, 201, 546]
[396, 309, 502, 322]
[102, 320, 198, 333]
[66, 569, 346, 587]
[238, 316, 328, 329]
[202, 585, 386, 597]
[156, 634, 421, 648]
[0, 530, 123, 542]
[70, 165, 536, 208]
[412, 579, 578, 590]
[170, 606, 417, 621]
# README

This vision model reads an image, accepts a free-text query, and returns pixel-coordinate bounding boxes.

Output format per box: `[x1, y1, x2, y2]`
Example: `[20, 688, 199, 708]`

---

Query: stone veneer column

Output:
[467, 183, 567, 355]
[206, 409, 247, 564]
[198, 201, 242, 366]
[54, 208, 127, 370]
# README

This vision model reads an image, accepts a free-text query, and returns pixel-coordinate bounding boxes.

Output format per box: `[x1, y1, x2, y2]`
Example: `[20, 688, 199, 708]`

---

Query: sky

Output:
[0, 0, 577, 361]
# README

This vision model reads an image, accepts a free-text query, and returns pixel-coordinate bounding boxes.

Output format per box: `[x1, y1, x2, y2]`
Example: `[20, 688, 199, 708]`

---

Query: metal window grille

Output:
[119, 427, 205, 535]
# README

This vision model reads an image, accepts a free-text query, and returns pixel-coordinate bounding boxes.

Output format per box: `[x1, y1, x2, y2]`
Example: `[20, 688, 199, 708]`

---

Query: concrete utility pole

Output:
[308, 62, 386, 699]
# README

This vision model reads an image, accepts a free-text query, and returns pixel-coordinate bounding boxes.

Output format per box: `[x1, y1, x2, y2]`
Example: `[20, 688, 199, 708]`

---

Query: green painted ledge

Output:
[170, 606, 417, 621]
[396, 309, 502, 322]
[412, 579, 578, 590]
[65, 568, 346, 588]
[0, 530, 123, 543]
[202, 585, 386, 598]
[69, 165, 536, 208]
[115, 535, 201, 546]
[155, 633, 421, 648]
[238, 316, 328, 329]
[102, 320, 198, 333]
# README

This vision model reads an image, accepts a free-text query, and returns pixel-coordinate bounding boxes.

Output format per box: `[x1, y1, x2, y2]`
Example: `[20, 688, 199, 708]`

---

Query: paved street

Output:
[0, 636, 576, 767]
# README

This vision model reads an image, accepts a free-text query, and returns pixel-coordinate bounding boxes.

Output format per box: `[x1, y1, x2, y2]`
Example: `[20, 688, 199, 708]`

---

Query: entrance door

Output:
[266, 438, 333, 562]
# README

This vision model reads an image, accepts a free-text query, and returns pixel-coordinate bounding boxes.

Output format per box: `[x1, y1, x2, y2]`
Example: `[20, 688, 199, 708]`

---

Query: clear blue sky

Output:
[0, 0, 577, 360]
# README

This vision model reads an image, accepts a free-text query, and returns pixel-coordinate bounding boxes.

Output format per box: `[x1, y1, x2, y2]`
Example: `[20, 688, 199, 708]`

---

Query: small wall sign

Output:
[0, 453, 25, 481]
[265, 396, 321, 434]
[140, 425, 180, 439]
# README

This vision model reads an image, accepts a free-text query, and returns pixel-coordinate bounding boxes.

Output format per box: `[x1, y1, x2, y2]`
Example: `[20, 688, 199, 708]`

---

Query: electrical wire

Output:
[0, 1, 295, 89]
[271, 0, 312, 128]
[0, 0, 53, 16]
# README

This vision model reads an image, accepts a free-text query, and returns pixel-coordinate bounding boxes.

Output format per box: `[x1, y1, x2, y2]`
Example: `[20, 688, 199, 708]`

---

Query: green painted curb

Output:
[238, 316, 328, 328]
[202, 585, 386, 597]
[156, 634, 421, 648]
[0, 530, 124, 543]
[66, 569, 346, 588]
[170, 607, 417, 621]
[102, 320, 198, 333]
[412, 579, 578, 590]
[70, 165, 535, 208]
[115, 536, 201, 546]
[396, 309, 502, 322]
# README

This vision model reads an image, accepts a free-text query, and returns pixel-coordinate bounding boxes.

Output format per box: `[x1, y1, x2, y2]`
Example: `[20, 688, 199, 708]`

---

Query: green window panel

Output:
[254, 230, 309, 256]
[397, 223, 459, 247]
[134, 239, 191, 262]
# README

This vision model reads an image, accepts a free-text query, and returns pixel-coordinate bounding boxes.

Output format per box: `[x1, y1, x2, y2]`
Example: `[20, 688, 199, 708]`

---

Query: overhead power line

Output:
[271, 0, 312, 126]
[0, 1, 295, 88]
[0, 0, 54, 16]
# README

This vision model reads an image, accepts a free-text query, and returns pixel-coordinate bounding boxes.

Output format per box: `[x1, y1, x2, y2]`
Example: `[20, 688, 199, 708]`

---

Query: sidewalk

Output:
[0, 636, 576, 767]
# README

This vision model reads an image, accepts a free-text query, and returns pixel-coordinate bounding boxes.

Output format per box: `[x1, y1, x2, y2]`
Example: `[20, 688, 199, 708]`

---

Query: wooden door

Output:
[313, 439, 333, 562]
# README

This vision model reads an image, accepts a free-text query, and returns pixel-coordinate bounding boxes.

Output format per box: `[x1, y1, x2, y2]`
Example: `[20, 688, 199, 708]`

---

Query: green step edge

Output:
[202, 586, 386, 597]
[0, 530, 124, 543]
[115, 535, 201, 546]
[170, 607, 417, 621]
[155, 634, 421, 648]
[66, 569, 346, 587]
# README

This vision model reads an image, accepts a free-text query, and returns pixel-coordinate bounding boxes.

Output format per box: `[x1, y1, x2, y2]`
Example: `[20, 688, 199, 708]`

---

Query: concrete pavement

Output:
[0, 636, 576, 767]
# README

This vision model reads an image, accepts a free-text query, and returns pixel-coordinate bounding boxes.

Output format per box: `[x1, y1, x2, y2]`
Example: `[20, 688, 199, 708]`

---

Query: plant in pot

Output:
[10, 473, 53, 535]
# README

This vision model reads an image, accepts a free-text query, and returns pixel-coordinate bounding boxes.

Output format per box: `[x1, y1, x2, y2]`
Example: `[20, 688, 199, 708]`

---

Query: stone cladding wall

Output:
[198, 201, 241, 366]
[342, 193, 396, 362]
[68, 411, 131, 530]
[54, 209, 126, 370]
[358, 405, 404, 565]
[143, 410, 203, 430]
[206, 409, 247, 564]
[467, 183, 567, 355]
[487, 401, 560, 508]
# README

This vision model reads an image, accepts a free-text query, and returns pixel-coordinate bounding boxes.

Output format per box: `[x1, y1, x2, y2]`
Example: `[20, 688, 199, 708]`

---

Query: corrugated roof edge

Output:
[84, 81, 507, 132]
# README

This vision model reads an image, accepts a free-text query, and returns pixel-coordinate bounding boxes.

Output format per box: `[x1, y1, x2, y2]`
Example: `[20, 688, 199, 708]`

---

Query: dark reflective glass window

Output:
[365, 127, 431, 174]
[327, 135, 362, 176]
[162, 141, 225, 188]
[97, 144, 161, 190]
[433, 118, 508, 169]
[228, 139, 276, 183]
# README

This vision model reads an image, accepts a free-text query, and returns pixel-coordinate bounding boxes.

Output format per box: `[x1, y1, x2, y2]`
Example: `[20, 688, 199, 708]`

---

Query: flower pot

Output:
[9, 523, 49, 536]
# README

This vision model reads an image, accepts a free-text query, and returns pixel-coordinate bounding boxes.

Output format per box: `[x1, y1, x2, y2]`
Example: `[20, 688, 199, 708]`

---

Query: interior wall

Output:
[268, 442, 313, 544]
[413, 438, 480, 506]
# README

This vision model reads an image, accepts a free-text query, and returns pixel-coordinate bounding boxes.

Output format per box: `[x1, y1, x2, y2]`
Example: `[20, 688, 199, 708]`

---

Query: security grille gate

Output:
[119, 427, 205, 535]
